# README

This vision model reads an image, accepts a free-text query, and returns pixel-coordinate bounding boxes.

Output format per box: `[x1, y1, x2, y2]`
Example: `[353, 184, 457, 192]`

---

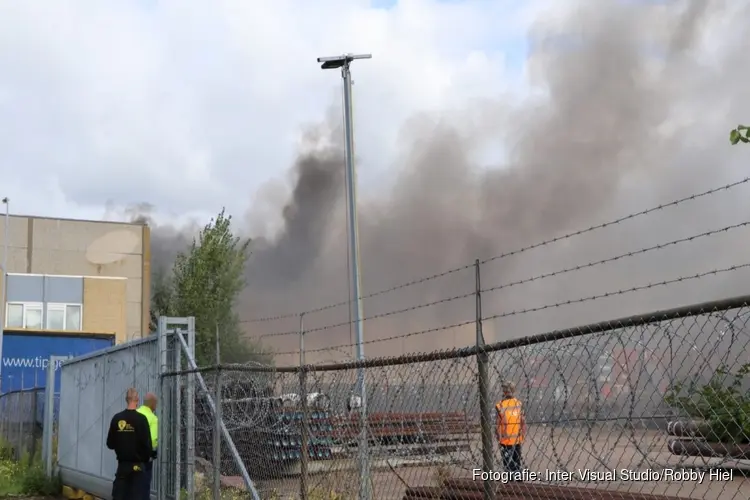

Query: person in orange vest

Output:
[495, 381, 526, 474]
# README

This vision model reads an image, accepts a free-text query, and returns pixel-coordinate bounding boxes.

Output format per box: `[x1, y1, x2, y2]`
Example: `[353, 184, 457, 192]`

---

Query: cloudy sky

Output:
[0, 0, 552, 225]
[3, 0, 688, 227]
[5, 0, 750, 359]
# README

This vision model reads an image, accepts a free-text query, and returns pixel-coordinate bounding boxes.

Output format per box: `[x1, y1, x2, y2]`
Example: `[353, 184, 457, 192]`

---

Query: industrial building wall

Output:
[0, 215, 150, 340]
[82, 277, 128, 344]
[4, 274, 129, 344]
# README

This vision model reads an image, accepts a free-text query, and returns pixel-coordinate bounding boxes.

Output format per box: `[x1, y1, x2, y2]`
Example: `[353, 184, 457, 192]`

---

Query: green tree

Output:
[730, 125, 749, 145]
[664, 363, 750, 444]
[150, 209, 272, 366]
[149, 267, 173, 333]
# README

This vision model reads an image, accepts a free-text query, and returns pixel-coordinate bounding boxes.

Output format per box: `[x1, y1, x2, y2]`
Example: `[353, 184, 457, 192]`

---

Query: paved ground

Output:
[249, 426, 750, 500]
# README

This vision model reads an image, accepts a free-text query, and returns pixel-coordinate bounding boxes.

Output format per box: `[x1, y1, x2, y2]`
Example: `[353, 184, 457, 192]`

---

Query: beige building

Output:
[1, 214, 151, 343]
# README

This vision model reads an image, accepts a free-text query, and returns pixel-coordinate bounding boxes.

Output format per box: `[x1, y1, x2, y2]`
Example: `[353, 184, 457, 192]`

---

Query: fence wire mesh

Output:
[0, 388, 43, 461]
[55, 337, 161, 498]
[53, 176, 750, 500]
[161, 301, 750, 500]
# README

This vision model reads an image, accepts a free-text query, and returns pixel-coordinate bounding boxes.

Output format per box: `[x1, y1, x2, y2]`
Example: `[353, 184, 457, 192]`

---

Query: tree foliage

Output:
[730, 125, 750, 145]
[149, 209, 272, 366]
[664, 363, 750, 444]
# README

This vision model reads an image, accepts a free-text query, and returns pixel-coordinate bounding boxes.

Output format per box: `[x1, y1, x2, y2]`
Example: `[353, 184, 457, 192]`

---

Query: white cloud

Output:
[0, 0, 533, 223]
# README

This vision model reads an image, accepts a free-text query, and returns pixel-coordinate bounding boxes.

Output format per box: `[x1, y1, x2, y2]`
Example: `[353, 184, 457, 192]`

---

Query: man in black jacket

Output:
[106, 388, 153, 500]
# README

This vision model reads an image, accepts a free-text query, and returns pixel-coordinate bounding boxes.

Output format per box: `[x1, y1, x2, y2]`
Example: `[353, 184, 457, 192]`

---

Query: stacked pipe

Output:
[329, 412, 476, 444]
[666, 420, 750, 459]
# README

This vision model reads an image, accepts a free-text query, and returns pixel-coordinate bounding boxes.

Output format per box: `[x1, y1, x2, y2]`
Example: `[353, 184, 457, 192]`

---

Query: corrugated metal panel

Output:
[57, 336, 159, 495]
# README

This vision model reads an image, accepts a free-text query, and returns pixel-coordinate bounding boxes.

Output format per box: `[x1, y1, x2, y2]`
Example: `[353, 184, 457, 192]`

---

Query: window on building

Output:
[5, 302, 43, 329]
[6, 304, 23, 327]
[46, 303, 83, 331]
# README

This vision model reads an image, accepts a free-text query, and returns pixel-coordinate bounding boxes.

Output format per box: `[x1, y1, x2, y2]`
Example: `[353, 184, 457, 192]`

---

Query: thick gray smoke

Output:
[137, 0, 750, 364]
[247, 123, 345, 289]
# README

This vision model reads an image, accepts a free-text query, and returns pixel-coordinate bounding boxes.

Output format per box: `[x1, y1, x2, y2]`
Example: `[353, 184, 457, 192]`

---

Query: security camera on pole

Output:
[316, 53, 371, 500]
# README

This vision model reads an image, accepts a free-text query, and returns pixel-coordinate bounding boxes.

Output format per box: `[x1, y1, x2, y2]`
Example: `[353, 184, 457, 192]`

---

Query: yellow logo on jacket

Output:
[117, 420, 135, 432]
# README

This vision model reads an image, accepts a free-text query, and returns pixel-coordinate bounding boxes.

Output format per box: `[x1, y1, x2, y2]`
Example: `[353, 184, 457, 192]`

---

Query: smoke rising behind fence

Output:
[124, 1, 750, 362]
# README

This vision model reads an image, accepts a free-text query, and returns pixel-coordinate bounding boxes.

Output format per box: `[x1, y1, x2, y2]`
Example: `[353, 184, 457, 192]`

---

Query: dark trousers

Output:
[112, 462, 146, 500]
[141, 460, 153, 500]
[500, 444, 523, 473]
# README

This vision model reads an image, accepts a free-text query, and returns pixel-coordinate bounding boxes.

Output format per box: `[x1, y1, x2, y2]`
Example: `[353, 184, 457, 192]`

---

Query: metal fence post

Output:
[173, 324, 261, 500]
[30, 389, 38, 463]
[186, 317, 196, 500]
[475, 259, 494, 500]
[174, 328, 182, 498]
[43, 356, 63, 477]
[212, 366, 222, 500]
[157, 316, 168, 500]
[299, 313, 309, 500]
[14, 397, 20, 455]
[212, 326, 222, 500]
[19, 374, 25, 458]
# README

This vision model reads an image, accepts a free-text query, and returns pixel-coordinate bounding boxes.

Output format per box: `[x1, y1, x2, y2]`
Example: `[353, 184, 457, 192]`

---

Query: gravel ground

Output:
[247, 426, 750, 500]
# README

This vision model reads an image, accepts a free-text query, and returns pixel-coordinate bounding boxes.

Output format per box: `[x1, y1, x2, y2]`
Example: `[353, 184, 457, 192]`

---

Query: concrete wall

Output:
[0, 215, 150, 341]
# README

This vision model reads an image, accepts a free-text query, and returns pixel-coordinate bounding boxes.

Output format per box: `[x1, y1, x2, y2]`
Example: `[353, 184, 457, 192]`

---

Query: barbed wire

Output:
[477, 177, 750, 266]
[185, 307, 750, 499]
[54, 297, 750, 498]
[240, 263, 474, 325]
[481, 220, 750, 295]
[254, 220, 750, 340]
[270, 262, 750, 356]
[240, 176, 750, 325]
[257, 290, 475, 339]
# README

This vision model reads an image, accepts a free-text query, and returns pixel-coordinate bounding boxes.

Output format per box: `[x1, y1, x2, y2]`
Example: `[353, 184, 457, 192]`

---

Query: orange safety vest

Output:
[496, 397, 524, 445]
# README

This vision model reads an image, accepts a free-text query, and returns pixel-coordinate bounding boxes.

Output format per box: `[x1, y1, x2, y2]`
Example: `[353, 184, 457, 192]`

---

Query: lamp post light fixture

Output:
[317, 52, 371, 500]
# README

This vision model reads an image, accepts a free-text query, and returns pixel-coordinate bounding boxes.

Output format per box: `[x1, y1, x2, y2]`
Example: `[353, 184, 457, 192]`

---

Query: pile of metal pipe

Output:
[666, 420, 710, 438]
[667, 419, 750, 458]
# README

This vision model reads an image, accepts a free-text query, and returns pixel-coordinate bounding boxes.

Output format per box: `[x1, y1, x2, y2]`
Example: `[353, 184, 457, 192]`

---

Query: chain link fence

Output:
[159, 296, 750, 500]
[0, 388, 43, 461]
[53, 177, 750, 499]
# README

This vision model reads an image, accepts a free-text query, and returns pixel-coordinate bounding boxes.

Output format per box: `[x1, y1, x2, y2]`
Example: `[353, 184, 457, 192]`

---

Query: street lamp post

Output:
[0, 197, 9, 394]
[317, 53, 371, 500]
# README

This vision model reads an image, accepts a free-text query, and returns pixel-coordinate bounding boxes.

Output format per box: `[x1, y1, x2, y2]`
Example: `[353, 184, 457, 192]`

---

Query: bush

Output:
[0, 441, 14, 461]
[665, 363, 750, 444]
[20, 460, 62, 496]
[0, 438, 62, 497]
[0, 458, 23, 495]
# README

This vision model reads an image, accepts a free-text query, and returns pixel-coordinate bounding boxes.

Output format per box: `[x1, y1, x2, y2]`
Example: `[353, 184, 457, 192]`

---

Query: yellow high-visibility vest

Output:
[137, 405, 159, 449]
[495, 398, 523, 446]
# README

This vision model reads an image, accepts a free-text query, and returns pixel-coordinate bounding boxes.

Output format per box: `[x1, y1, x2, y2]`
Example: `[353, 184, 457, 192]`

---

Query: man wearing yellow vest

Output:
[495, 381, 526, 474]
[137, 392, 159, 500]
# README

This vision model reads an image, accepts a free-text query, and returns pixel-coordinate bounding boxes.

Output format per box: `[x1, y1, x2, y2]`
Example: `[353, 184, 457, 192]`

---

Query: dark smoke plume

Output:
[129, 0, 750, 364]
[246, 122, 345, 288]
